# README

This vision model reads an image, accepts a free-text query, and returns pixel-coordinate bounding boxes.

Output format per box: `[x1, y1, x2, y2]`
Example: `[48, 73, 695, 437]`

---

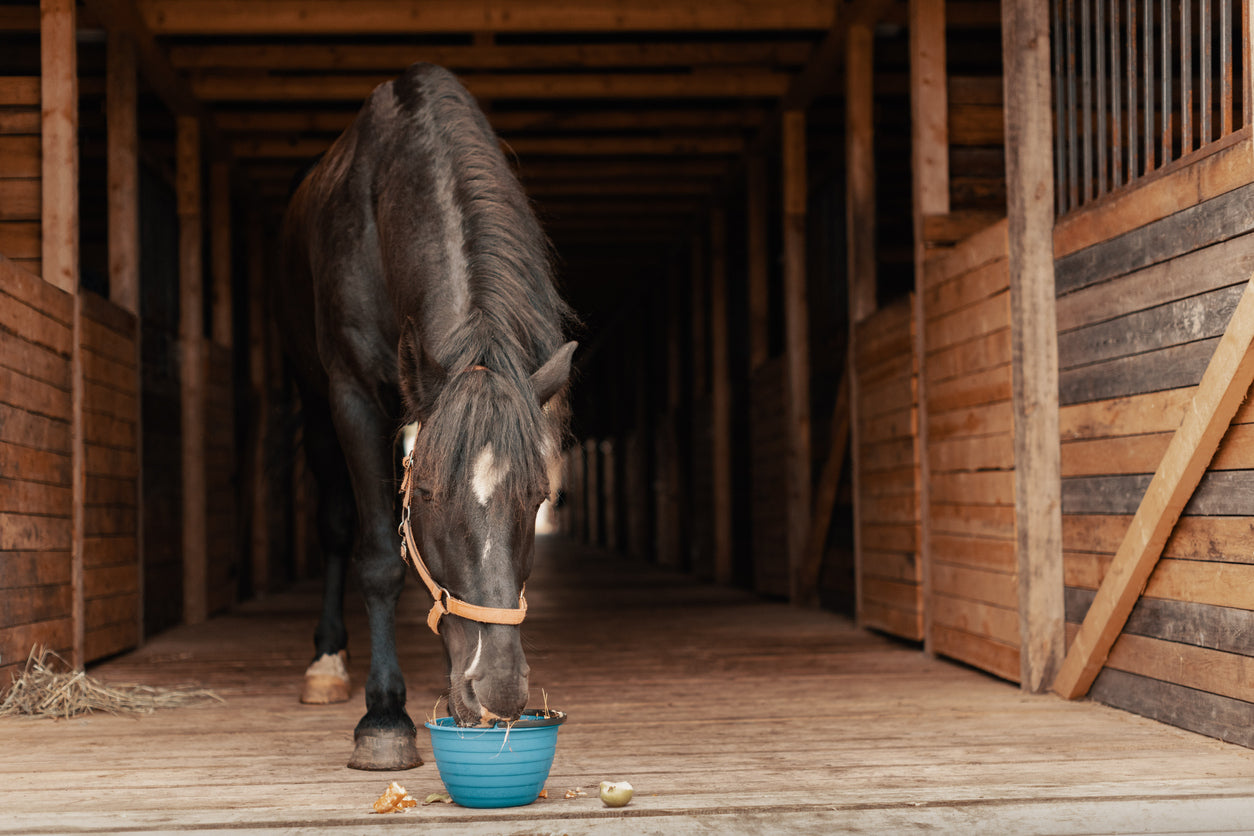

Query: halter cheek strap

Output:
[398, 428, 528, 635]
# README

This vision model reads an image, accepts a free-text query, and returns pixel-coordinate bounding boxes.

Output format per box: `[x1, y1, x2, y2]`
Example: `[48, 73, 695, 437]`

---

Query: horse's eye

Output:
[417, 486, 434, 503]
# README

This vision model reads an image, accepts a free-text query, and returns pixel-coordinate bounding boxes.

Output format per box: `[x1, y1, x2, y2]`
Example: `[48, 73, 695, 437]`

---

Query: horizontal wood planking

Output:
[855, 299, 922, 641]
[1065, 555, 1254, 611]
[1063, 471, 1254, 516]
[1090, 667, 1254, 748]
[1056, 180, 1254, 297]
[1063, 514, 1254, 564]
[78, 293, 140, 663]
[1059, 338, 1219, 405]
[1060, 386, 1254, 442]
[922, 218, 1017, 681]
[1066, 587, 1254, 657]
[1055, 186, 1254, 738]
[0, 79, 40, 275]
[1, 256, 74, 669]
[1056, 233, 1254, 333]
[1053, 129, 1254, 260]
[931, 622, 1020, 682]
[1057, 284, 1245, 371]
[1062, 419, 1254, 478]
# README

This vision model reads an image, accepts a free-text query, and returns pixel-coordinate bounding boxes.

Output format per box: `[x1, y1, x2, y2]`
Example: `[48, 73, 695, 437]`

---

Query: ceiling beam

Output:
[232, 134, 744, 159]
[216, 107, 768, 135]
[190, 71, 792, 102]
[168, 41, 814, 72]
[138, 0, 835, 35]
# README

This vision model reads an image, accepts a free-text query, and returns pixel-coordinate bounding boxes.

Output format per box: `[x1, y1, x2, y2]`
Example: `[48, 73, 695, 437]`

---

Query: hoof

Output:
[301, 650, 350, 704]
[347, 729, 423, 771]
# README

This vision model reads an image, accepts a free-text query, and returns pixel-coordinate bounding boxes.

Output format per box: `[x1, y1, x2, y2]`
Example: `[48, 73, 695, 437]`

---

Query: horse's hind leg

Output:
[299, 394, 354, 705]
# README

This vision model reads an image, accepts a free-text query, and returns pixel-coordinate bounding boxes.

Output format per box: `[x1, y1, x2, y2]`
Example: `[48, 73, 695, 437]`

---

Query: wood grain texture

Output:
[1056, 180, 1254, 297]
[5, 539, 1252, 832]
[1053, 277, 1254, 699]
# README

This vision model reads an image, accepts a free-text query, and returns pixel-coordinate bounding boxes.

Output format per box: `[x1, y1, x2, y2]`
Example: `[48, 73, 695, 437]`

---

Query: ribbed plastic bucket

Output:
[424, 710, 566, 808]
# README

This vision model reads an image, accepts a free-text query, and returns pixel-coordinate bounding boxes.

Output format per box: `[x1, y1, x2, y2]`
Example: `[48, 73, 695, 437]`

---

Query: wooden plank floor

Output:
[2, 536, 1252, 834]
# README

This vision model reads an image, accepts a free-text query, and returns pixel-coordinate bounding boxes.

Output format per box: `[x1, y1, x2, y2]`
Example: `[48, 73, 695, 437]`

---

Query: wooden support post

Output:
[41, 0, 83, 668]
[846, 24, 878, 326]
[178, 116, 208, 626]
[910, 0, 948, 653]
[709, 207, 734, 584]
[1053, 275, 1254, 699]
[656, 257, 684, 568]
[247, 213, 271, 596]
[690, 233, 708, 395]
[107, 31, 139, 315]
[209, 161, 233, 348]
[1003, 0, 1064, 693]
[845, 20, 877, 617]
[106, 27, 143, 644]
[746, 154, 769, 374]
[782, 109, 812, 603]
[585, 438, 600, 546]
[40, 0, 77, 294]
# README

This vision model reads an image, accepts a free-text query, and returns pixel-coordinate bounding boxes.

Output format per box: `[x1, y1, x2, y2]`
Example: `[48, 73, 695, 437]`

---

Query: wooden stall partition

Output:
[0, 256, 74, 682]
[920, 220, 1020, 683]
[853, 296, 922, 640]
[749, 356, 790, 597]
[1054, 153, 1254, 745]
[688, 395, 714, 578]
[0, 77, 41, 277]
[204, 344, 238, 615]
[78, 292, 140, 662]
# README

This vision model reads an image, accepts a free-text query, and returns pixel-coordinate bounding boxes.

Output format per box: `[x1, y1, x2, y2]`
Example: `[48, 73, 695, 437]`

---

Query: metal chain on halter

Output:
[398, 425, 527, 635]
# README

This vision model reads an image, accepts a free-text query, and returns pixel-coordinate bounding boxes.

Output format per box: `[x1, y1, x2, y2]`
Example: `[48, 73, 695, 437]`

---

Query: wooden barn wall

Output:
[749, 356, 789, 597]
[205, 344, 237, 615]
[920, 221, 1019, 683]
[688, 395, 714, 579]
[853, 296, 921, 640]
[79, 291, 140, 663]
[0, 77, 41, 278]
[1054, 174, 1254, 746]
[0, 256, 73, 682]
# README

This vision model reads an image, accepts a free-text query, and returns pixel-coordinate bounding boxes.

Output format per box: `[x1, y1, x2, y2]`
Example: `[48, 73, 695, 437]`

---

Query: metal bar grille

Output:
[1053, 0, 1248, 215]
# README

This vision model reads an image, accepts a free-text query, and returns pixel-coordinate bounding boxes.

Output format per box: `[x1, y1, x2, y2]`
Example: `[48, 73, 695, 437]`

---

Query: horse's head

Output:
[400, 337, 575, 726]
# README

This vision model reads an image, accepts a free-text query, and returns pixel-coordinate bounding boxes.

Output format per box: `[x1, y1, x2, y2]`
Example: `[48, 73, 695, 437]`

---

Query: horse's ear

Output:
[530, 341, 577, 405]
[398, 326, 447, 417]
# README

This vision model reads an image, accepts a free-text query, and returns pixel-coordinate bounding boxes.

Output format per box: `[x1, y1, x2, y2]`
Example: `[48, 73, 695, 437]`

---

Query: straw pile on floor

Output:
[0, 647, 223, 719]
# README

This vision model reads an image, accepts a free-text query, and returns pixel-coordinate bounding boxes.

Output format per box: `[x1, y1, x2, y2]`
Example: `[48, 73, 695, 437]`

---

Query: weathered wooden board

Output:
[2, 538, 1251, 834]
[1055, 180, 1254, 296]
[0, 256, 73, 682]
[854, 299, 921, 640]
[1063, 471, 1254, 516]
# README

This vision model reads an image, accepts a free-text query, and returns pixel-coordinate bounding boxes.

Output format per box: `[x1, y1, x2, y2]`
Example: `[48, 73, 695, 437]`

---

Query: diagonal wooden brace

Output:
[1052, 274, 1254, 699]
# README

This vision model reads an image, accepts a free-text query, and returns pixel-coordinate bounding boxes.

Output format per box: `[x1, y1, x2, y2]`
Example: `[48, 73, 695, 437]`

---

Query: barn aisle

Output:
[1, 536, 1251, 835]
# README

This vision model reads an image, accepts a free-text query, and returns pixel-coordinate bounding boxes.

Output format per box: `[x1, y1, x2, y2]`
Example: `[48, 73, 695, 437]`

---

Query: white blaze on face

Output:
[463, 630, 483, 679]
[472, 444, 509, 505]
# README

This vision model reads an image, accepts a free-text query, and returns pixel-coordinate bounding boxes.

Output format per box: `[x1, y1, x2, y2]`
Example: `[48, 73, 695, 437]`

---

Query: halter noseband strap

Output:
[398, 425, 528, 635]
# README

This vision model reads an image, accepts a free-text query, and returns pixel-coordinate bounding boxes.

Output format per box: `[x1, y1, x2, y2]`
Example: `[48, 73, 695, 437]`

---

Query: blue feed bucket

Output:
[424, 709, 567, 808]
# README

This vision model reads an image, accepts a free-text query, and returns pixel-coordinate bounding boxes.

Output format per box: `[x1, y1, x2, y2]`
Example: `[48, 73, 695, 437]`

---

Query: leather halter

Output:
[398, 424, 528, 635]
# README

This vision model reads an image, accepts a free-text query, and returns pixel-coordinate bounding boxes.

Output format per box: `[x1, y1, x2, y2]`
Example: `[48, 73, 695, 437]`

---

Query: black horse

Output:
[276, 63, 575, 771]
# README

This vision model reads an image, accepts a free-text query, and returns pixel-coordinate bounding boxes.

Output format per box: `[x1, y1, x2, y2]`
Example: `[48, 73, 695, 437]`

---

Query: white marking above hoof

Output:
[301, 650, 350, 704]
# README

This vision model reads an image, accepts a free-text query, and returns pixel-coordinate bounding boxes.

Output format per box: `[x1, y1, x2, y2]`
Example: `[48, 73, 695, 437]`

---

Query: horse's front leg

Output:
[329, 378, 422, 771]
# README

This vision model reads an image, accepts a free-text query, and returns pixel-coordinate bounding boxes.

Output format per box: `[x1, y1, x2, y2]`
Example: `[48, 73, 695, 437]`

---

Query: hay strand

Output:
[0, 647, 223, 720]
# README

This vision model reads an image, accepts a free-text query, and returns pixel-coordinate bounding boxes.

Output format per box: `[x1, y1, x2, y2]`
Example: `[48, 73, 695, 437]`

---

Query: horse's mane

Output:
[398, 65, 574, 508]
